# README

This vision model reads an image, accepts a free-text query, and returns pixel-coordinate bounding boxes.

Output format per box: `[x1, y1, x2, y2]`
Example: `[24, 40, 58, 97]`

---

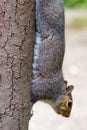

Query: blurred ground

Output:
[29, 9, 87, 130]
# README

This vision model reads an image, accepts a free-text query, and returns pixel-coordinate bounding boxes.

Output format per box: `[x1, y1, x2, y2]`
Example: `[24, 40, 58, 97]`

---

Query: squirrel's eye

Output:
[66, 101, 72, 108]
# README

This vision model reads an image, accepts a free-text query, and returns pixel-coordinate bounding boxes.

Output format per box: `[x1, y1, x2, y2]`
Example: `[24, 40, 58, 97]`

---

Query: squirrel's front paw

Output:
[29, 109, 33, 120]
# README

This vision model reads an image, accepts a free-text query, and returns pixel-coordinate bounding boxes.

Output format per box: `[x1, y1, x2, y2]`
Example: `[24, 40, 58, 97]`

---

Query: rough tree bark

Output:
[0, 0, 35, 130]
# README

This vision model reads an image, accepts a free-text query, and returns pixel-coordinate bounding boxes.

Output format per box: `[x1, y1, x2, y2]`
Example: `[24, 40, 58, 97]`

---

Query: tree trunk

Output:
[0, 0, 35, 130]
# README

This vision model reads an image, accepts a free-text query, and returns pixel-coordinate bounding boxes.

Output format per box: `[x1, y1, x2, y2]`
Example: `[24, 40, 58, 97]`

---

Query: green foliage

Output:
[64, 0, 87, 8]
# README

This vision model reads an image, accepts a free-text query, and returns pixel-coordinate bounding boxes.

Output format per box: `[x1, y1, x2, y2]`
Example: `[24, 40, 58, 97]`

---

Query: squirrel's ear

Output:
[66, 85, 74, 95]
[64, 80, 68, 85]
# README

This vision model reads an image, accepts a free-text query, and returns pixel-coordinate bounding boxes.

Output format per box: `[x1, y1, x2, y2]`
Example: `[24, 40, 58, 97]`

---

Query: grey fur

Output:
[30, 0, 67, 117]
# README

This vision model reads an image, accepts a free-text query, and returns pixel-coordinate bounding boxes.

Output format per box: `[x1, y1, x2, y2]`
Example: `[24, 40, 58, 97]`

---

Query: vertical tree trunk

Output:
[0, 0, 35, 130]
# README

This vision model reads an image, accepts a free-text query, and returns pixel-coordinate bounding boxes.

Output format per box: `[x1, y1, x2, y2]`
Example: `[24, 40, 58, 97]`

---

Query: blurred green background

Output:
[64, 0, 87, 8]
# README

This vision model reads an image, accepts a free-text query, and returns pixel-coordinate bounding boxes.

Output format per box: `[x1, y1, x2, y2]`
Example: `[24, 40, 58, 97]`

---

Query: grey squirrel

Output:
[30, 0, 74, 119]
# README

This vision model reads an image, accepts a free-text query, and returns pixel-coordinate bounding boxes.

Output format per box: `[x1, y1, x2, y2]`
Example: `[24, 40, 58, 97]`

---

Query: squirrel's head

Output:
[55, 83, 74, 118]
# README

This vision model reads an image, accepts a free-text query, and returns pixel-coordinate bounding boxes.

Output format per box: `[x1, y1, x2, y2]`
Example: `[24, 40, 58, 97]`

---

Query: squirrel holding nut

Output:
[30, 0, 74, 119]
